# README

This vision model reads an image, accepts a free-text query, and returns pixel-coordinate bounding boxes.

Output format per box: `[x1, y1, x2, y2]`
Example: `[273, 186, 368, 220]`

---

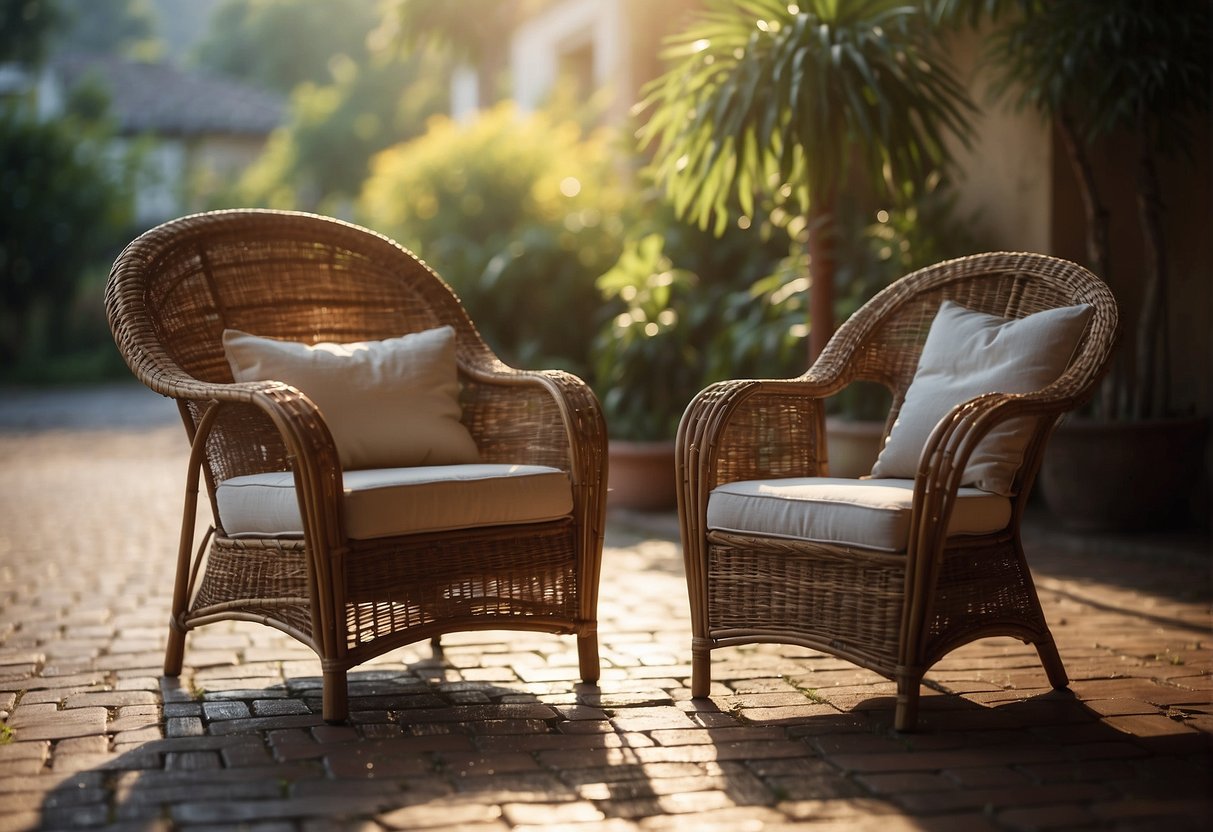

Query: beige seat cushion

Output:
[223, 326, 480, 471]
[217, 464, 573, 540]
[871, 301, 1093, 495]
[707, 477, 1011, 553]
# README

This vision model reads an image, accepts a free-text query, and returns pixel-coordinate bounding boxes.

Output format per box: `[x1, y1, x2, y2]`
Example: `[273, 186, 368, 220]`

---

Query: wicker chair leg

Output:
[164, 627, 185, 676]
[691, 644, 711, 698]
[894, 671, 923, 732]
[577, 632, 600, 684]
[322, 669, 349, 724]
[1035, 638, 1070, 690]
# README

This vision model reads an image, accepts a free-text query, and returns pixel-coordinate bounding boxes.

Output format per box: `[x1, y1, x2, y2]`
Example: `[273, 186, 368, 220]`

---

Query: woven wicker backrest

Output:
[106, 209, 514, 484]
[818, 252, 1119, 433]
[106, 209, 491, 390]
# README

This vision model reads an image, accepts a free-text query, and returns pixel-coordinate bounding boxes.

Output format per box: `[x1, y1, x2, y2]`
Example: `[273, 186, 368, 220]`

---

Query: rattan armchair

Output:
[677, 252, 1119, 731]
[106, 209, 607, 722]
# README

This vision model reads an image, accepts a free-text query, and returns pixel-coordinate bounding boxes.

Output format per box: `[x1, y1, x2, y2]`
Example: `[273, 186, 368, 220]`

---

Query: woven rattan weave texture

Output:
[677, 252, 1120, 731]
[106, 209, 607, 722]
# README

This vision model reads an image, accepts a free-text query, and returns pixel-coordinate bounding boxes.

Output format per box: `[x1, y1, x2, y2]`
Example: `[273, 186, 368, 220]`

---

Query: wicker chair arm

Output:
[459, 362, 607, 480]
[897, 388, 1075, 659]
[679, 375, 843, 491]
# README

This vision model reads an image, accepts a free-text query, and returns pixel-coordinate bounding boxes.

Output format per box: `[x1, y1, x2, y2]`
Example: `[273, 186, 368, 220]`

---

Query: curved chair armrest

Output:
[458, 363, 608, 609]
[170, 379, 346, 541]
[460, 363, 607, 484]
[899, 387, 1076, 657]
[678, 374, 843, 495]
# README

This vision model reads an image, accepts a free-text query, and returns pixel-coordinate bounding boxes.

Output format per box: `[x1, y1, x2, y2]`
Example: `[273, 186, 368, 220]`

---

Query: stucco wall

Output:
[942, 28, 1053, 254]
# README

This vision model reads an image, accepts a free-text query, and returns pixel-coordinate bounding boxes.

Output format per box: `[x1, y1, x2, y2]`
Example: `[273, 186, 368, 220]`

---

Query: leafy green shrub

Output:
[593, 193, 799, 440]
[358, 102, 629, 377]
[593, 177, 981, 437]
[0, 109, 134, 373]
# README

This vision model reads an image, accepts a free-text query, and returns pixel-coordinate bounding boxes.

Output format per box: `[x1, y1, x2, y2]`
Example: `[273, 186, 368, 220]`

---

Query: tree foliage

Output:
[231, 49, 450, 210]
[0, 111, 133, 365]
[971, 0, 1212, 418]
[54, 0, 159, 60]
[636, 0, 973, 359]
[638, 0, 972, 235]
[358, 103, 630, 376]
[0, 0, 62, 66]
[193, 0, 382, 94]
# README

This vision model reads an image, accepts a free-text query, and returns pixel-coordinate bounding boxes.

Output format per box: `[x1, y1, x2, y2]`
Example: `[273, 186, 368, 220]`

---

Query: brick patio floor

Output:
[1, 384, 1210, 831]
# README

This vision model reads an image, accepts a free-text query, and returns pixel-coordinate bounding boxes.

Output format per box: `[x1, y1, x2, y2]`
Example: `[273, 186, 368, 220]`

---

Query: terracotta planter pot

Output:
[607, 439, 677, 511]
[825, 417, 886, 479]
[1039, 416, 1211, 532]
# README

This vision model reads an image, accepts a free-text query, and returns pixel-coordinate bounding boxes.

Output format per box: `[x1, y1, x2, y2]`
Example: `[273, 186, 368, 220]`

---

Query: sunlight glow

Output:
[876, 209, 890, 223]
[788, 3, 800, 13]
[772, 277, 810, 305]
[560, 176, 582, 197]
[658, 309, 677, 326]
[644, 322, 660, 336]
[691, 38, 711, 52]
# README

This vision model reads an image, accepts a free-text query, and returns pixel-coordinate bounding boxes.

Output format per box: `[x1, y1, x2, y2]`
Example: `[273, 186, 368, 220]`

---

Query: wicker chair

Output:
[677, 252, 1119, 731]
[106, 209, 607, 722]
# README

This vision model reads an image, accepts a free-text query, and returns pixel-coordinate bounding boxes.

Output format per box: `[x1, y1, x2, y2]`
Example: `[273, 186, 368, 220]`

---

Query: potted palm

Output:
[636, 0, 973, 363]
[634, 0, 973, 481]
[962, 0, 1212, 530]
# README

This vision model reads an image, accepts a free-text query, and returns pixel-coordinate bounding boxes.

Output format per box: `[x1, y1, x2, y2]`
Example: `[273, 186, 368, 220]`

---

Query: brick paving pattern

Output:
[1, 384, 1210, 830]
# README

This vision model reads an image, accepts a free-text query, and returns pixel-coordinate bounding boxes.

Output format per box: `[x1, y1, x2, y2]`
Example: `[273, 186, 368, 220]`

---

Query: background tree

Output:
[229, 50, 450, 210]
[0, 0, 140, 375]
[943, 0, 1212, 418]
[382, 0, 526, 108]
[0, 0, 63, 65]
[358, 103, 629, 376]
[0, 112, 134, 369]
[54, 0, 159, 59]
[638, 0, 972, 361]
[193, 0, 381, 94]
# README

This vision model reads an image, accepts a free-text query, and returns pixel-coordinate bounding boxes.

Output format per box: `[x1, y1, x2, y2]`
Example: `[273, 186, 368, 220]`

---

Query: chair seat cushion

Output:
[707, 477, 1012, 553]
[217, 464, 573, 540]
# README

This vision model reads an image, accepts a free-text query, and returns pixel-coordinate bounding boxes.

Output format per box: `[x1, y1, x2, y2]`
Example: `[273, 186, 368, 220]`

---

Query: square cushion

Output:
[707, 477, 1012, 553]
[216, 464, 573, 539]
[223, 326, 479, 470]
[870, 300, 1093, 495]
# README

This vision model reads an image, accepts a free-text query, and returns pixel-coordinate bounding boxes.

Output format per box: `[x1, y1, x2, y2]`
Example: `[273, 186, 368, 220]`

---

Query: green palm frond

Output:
[987, 0, 1210, 150]
[637, 0, 972, 233]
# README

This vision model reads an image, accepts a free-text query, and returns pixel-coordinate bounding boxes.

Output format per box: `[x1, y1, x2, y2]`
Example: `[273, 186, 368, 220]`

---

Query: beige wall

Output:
[942, 27, 1053, 254]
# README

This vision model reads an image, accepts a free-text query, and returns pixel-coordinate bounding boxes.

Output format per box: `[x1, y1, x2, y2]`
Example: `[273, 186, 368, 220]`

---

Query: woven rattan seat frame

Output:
[677, 252, 1119, 731]
[106, 209, 607, 722]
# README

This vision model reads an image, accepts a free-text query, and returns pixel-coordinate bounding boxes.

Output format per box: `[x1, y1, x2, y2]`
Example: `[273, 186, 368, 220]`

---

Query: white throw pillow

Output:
[223, 326, 480, 470]
[870, 300, 1093, 495]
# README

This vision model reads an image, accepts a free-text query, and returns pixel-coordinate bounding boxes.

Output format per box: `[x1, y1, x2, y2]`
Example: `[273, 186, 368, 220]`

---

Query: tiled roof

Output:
[51, 54, 285, 137]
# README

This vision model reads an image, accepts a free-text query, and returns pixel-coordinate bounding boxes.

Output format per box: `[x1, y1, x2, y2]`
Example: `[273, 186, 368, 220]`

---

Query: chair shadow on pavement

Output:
[36, 643, 1213, 831]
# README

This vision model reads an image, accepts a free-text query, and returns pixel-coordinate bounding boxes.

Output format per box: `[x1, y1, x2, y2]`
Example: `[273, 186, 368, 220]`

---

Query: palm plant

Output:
[637, 0, 972, 360]
[968, 0, 1211, 419]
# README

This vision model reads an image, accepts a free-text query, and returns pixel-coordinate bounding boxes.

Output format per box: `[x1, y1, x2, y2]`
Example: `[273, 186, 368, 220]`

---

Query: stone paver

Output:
[0, 383, 1210, 830]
